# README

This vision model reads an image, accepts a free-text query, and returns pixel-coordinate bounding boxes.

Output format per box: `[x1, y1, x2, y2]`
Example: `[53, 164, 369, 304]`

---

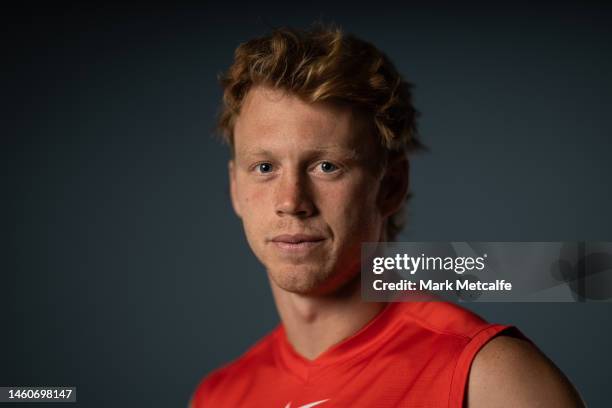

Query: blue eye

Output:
[256, 162, 273, 173]
[319, 161, 338, 173]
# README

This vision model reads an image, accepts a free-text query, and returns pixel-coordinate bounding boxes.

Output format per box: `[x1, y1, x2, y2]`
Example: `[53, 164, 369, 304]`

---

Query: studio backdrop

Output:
[2, 2, 611, 407]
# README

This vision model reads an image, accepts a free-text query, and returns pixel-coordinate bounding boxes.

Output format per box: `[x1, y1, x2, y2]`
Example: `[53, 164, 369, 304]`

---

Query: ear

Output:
[228, 160, 242, 218]
[377, 155, 409, 218]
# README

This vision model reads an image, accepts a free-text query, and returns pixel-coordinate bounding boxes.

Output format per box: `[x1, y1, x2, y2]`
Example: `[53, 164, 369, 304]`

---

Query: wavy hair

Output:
[217, 23, 424, 240]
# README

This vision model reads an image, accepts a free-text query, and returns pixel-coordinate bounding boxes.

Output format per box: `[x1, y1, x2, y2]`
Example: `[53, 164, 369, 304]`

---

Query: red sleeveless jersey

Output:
[191, 301, 521, 407]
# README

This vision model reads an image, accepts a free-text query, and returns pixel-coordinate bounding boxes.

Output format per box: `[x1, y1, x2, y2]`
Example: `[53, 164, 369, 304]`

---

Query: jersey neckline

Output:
[273, 301, 406, 382]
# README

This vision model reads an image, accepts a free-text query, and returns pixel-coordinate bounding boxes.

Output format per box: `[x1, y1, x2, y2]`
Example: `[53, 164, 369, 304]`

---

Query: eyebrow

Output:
[239, 146, 361, 159]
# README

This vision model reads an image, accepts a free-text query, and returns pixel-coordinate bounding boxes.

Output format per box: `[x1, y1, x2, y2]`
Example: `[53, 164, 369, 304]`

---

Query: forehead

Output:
[233, 85, 376, 156]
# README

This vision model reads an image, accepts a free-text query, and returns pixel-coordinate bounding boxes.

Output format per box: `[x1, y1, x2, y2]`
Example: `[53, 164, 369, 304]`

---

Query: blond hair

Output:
[217, 23, 424, 240]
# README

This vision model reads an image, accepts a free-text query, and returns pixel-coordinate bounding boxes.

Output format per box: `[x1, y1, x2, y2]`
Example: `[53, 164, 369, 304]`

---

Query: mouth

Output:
[269, 234, 326, 253]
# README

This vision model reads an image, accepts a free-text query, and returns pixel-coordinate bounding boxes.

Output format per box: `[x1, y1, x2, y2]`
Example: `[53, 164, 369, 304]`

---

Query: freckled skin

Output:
[229, 85, 392, 296]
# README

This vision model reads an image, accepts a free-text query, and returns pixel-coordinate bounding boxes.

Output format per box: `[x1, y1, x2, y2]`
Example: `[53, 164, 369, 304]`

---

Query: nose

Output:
[275, 169, 315, 218]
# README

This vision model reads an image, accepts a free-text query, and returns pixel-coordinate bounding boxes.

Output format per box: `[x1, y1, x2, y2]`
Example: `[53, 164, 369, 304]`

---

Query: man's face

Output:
[229, 85, 399, 296]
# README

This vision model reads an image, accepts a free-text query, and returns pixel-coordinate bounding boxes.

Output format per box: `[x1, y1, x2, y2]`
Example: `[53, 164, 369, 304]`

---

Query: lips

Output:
[269, 234, 326, 254]
[271, 234, 325, 244]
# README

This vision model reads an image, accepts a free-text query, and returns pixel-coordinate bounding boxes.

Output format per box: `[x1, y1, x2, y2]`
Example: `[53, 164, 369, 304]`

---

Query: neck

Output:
[270, 274, 386, 361]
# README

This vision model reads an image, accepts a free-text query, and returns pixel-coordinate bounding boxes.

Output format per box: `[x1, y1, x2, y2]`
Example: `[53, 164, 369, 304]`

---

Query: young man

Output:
[191, 25, 584, 407]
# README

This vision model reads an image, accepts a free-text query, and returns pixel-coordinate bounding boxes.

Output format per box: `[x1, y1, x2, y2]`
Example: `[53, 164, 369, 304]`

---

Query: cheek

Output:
[320, 176, 381, 233]
[236, 176, 267, 207]
[237, 182, 271, 230]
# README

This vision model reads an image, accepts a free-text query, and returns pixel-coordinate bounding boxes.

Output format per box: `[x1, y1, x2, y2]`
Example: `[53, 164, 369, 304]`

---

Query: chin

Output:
[267, 262, 361, 297]
[267, 263, 335, 295]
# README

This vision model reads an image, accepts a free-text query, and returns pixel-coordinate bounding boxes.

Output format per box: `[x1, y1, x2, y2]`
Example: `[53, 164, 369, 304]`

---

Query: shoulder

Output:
[189, 327, 280, 407]
[391, 302, 516, 370]
[467, 334, 585, 407]
[393, 302, 583, 407]
[396, 301, 498, 339]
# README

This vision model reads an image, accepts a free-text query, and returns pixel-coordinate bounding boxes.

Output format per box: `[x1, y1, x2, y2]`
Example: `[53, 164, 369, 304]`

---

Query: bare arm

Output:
[466, 335, 585, 407]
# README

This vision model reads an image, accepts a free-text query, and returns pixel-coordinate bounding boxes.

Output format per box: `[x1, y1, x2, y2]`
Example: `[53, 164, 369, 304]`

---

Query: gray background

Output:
[2, 2, 611, 407]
